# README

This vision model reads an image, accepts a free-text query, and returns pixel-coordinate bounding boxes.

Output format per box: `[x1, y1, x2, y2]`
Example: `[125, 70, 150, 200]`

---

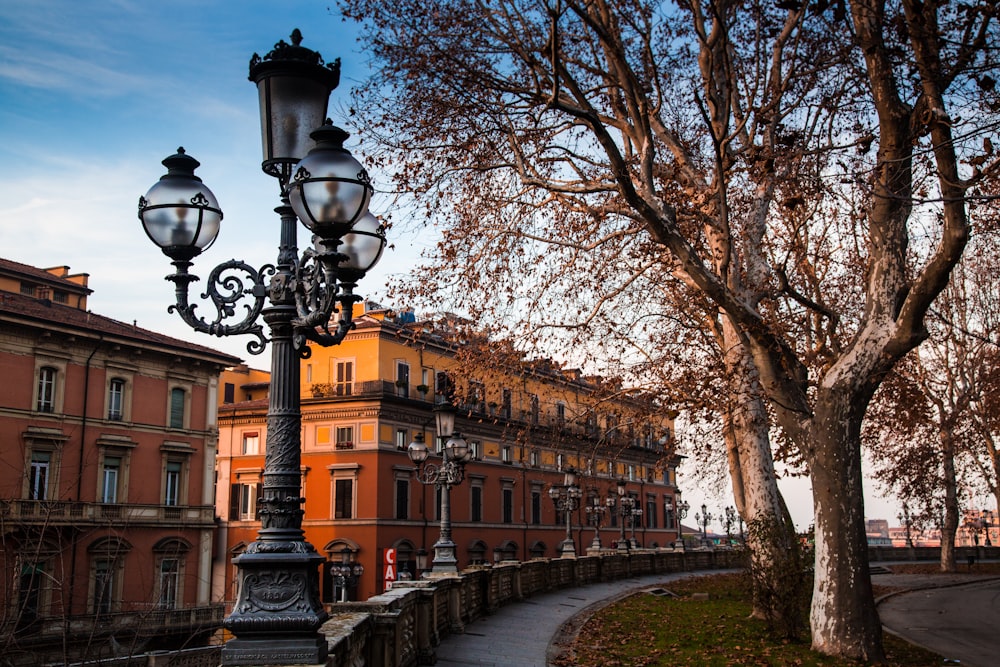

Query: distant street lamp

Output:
[897, 503, 914, 548]
[549, 468, 583, 557]
[724, 506, 737, 546]
[584, 488, 613, 550]
[982, 510, 993, 547]
[408, 402, 472, 573]
[330, 547, 364, 602]
[138, 30, 385, 666]
[615, 480, 642, 550]
[676, 499, 690, 549]
[696, 504, 714, 547]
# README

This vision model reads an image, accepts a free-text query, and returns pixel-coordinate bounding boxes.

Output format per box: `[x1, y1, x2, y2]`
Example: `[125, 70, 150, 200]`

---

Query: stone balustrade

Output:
[322, 548, 741, 667]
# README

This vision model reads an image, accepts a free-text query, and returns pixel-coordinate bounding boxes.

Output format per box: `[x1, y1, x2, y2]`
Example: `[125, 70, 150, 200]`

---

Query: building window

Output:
[531, 488, 542, 525]
[28, 451, 51, 501]
[334, 478, 354, 519]
[335, 360, 354, 396]
[223, 383, 235, 403]
[664, 497, 676, 530]
[502, 485, 514, 524]
[335, 426, 354, 450]
[646, 495, 658, 529]
[101, 456, 122, 503]
[467, 380, 485, 412]
[169, 388, 185, 429]
[396, 428, 408, 451]
[501, 388, 512, 419]
[529, 449, 540, 467]
[395, 477, 409, 520]
[229, 482, 260, 521]
[93, 559, 116, 616]
[36, 366, 57, 413]
[556, 453, 564, 471]
[242, 432, 260, 455]
[501, 444, 512, 463]
[108, 379, 125, 421]
[530, 394, 540, 425]
[158, 558, 180, 609]
[17, 561, 45, 626]
[469, 440, 481, 460]
[555, 402, 566, 426]
[471, 482, 483, 522]
[164, 461, 182, 506]
[396, 361, 409, 397]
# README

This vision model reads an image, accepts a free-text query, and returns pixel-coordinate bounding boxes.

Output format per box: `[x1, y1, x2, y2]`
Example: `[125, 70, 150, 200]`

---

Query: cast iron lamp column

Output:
[675, 499, 690, 549]
[330, 547, 364, 602]
[408, 402, 472, 574]
[696, 504, 714, 547]
[549, 468, 582, 558]
[584, 490, 613, 550]
[898, 503, 914, 548]
[615, 480, 637, 552]
[724, 506, 737, 546]
[138, 31, 385, 666]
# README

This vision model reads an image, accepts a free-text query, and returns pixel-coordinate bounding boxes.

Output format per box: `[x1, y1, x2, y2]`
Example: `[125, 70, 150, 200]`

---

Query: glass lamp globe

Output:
[288, 122, 372, 241]
[138, 148, 222, 262]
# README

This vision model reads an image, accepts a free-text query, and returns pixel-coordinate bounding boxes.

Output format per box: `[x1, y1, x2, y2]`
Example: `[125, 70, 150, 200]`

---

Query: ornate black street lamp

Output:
[676, 499, 690, 549]
[408, 402, 472, 573]
[584, 488, 613, 550]
[724, 506, 737, 546]
[138, 31, 385, 666]
[549, 468, 582, 558]
[330, 547, 364, 602]
[897, 503, 914, 548]
[982, 510, 993, 547]
[696, 504, 714, 547]
[614, 480, 641, 550]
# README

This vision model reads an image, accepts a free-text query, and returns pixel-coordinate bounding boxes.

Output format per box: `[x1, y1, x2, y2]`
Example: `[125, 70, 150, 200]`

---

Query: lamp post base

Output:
[223, 546, 329, 666]
[559, 538, 577, 558]
[431, 537, 460, 573]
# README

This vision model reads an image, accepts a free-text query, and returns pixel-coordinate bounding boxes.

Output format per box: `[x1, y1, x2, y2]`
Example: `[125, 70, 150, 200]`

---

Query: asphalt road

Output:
[878, 579, 1000, 667]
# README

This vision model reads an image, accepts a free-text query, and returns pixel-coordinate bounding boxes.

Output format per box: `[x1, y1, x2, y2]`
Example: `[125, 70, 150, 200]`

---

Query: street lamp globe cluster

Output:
[549, 468, 583, 558]
[613, 479, 644, 550]
[585, 489, 614, 551]
[138, 30, 385, 666]
[408, 402, 473, 573]
[697, 504, 714, 547]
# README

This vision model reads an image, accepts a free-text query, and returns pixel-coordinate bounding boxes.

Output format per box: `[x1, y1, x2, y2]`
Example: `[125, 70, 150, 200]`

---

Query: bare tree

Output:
[341, 0, 999, 658]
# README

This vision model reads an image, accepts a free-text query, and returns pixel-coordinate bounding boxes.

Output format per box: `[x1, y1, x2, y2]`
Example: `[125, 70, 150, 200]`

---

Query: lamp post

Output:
[584, 488, 613, 551]
[696, 504, 714, 547]
[898, 503, 914, 548]
[676, 499, 690, 549]
[982, 510, 993, 547]
[137, 30, 385, 666]
[615, 480, 641, 551]
[549, 468, 582, 558]
[724, 506, 737, 546]
[330, 547, 364, 602]
[408, 402, 472, 573]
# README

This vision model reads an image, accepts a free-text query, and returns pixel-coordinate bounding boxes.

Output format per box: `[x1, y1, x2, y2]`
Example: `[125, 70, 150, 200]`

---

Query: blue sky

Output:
[0, 1, 911, 530]
[0, 0, 427, 362]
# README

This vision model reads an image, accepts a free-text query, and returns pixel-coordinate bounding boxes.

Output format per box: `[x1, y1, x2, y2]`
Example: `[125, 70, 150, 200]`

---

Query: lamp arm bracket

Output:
[291, 246, 361, 351]
[166, 259, 273, 355]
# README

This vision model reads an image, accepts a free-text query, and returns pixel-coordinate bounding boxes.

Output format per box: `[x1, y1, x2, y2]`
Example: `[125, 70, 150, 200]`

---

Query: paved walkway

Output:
[431, 567, 1000, 666]
[433, 570, 730, 666]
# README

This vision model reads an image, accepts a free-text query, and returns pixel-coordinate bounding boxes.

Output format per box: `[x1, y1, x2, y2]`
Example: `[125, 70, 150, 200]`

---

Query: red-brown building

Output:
[215, 306, 684, 604]
[0, 258, 240, 665]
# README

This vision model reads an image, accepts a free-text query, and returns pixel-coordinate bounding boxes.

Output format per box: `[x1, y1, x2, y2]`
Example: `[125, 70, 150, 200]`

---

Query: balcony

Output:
[0, 500, 216, 528]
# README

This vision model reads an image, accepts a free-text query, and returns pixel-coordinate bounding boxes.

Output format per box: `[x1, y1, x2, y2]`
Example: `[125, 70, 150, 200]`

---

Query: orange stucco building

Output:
[0, 258, 240, 664]
[216, 305, 684, 604]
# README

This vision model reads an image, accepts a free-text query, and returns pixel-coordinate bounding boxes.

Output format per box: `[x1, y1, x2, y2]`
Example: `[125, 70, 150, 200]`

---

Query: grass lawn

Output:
[562, 571, 951, 666]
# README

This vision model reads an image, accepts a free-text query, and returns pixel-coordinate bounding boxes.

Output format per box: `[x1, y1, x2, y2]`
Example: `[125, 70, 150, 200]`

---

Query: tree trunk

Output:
[722, 324, 791, 621]
[940, 430, 959, 573]
[808, 390, 884, 661]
